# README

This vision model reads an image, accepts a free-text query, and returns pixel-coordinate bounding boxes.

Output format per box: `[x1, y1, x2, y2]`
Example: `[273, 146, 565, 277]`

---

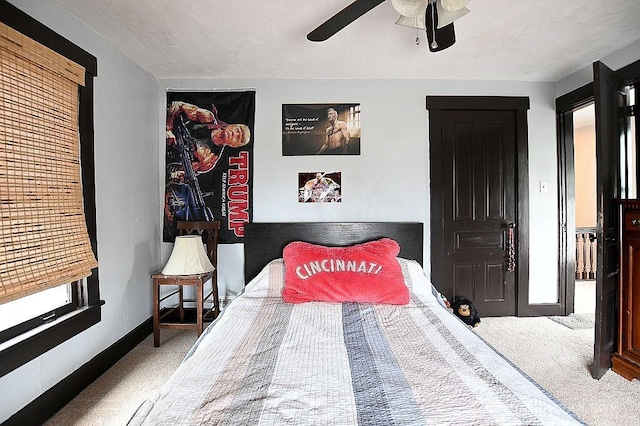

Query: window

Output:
[0, 21, 96, 300]
[0, 0, 101, 378]
[0, 285, 72, 331]
[0, 282, 77, 343]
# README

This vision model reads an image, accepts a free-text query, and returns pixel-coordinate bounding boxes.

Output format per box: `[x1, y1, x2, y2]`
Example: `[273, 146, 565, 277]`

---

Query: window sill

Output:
[0, 301, 104, 378]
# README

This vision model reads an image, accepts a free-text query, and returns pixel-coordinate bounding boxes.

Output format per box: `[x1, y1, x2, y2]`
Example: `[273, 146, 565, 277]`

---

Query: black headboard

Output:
[243, 222, 423, 284]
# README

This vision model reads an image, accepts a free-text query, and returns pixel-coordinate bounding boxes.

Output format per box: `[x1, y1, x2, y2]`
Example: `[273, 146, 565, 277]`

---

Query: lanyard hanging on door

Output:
[507, 223, 516, 272]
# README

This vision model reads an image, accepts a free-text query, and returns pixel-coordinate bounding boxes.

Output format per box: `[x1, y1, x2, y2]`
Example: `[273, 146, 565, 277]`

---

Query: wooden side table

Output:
[152, 271, 215, 347]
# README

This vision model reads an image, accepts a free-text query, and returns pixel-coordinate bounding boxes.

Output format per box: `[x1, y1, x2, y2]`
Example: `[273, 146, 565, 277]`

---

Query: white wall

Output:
[574, 125, 597, 228]
[160, 78, 560, 304]
[557, 38, 640, 96]
[1, 1, 160, 422]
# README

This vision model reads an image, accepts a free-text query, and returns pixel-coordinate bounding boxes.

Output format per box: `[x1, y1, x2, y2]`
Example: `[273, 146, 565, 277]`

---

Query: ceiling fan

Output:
[307, 0, 471, 52]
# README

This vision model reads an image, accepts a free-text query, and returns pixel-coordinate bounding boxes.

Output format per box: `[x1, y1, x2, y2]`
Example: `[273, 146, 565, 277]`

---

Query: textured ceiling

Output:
[51, 0, 640, 81]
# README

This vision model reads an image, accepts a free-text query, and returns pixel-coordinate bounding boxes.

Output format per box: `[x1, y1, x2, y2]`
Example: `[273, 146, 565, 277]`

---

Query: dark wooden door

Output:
[430, 103, 523, 317]
[593, 61, 625, 379]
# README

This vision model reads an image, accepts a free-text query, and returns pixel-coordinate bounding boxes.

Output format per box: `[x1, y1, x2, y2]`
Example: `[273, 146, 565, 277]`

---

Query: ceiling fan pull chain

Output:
[430, 2, 438, 49]
[415, 16, 420, 45]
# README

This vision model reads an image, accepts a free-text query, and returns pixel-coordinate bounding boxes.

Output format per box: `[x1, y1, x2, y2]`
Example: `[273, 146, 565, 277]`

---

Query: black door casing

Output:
[428, 96, 530, 317]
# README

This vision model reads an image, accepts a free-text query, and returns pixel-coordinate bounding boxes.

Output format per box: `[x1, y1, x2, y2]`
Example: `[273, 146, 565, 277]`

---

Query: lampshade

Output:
[161, 235, 214, 275]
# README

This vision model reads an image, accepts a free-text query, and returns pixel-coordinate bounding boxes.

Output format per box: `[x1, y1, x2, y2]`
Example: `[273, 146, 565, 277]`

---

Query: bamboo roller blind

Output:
[0, 22, 97, 304]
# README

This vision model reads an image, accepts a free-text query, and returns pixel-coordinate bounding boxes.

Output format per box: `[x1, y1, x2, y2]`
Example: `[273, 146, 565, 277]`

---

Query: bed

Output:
[128, 222, 584, 425]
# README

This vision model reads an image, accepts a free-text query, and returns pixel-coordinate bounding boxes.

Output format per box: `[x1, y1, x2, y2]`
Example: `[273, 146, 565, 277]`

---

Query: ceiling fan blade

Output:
[307, 0, 386, 42]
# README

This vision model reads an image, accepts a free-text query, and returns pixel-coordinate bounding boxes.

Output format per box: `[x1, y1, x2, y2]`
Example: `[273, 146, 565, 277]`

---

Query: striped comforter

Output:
[128, 259, 584, 425]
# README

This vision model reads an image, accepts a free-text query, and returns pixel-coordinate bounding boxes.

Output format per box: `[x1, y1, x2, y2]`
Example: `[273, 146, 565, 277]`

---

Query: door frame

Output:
[556, 59, 640, 316]
[556, 84, 594, 316]
[427, 96, 532, 316]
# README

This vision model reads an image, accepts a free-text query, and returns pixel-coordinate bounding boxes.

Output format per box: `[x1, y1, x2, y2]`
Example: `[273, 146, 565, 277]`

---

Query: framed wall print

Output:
[283, 103, 361, 156]
[298, 172, 342, 203]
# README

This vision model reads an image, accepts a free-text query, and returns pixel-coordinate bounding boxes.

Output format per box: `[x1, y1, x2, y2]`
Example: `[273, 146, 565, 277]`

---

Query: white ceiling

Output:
[50, 0, 640, 82]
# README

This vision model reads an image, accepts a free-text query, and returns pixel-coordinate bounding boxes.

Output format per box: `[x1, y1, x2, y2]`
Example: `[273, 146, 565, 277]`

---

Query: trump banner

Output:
[164, 91, 254, 243]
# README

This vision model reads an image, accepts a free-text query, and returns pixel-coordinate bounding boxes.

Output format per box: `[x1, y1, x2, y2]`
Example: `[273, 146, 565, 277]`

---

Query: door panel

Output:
[593, 61, 624, 379]
[441, 110, 517, 316]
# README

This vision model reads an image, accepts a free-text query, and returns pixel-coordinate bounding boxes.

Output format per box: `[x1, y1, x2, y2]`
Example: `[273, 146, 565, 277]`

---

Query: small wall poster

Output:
[298, 172, 342, 203]
[283, 104, 361, 156]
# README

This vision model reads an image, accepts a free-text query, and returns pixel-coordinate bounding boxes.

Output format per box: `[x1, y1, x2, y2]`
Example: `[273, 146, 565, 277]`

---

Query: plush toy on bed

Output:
[452, 297, 481, 327]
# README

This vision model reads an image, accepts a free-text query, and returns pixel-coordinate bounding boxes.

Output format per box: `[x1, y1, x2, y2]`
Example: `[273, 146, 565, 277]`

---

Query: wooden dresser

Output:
[612, 200, 640, 380]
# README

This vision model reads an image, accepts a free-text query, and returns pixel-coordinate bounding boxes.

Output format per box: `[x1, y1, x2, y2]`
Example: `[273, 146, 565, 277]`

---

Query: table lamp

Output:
[161, 235, 214, 275]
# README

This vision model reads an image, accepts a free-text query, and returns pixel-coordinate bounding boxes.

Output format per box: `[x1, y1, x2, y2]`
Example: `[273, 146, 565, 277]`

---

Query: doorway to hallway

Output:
[573, 103, 597, 314]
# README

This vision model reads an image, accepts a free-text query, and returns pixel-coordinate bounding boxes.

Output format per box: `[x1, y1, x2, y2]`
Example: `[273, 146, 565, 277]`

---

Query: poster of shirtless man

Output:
[282, 103, 361, 156]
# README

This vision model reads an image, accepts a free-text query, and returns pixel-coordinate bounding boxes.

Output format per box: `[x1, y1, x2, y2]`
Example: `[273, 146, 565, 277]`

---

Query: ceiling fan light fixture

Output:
[395, 14, 426, 30]
[436, 4, 470, 28]
[440, 0, 470, 12]
[391, 0, 428, 18]
[395, 0, 469, 30]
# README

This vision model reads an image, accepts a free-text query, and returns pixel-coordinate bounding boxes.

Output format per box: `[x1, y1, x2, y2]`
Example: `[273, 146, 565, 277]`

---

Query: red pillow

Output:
[282, 238, 409, 305]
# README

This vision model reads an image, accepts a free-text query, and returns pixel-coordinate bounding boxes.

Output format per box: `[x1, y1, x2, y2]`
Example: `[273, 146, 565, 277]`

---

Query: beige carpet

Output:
[44, 329, 197, 426]
[548, 312, 595, 330]
[475, 316, 640, 426]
